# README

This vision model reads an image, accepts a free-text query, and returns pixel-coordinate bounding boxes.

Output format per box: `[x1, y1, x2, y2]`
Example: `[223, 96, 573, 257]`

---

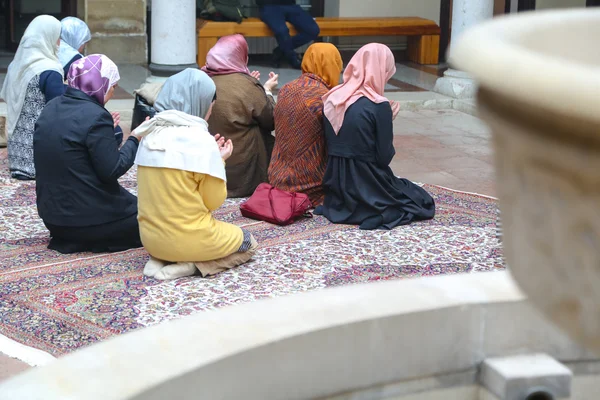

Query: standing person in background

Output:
[0, 15, 65, 180]
[257, 0, 320, 69]
[58, 16, 92, 76]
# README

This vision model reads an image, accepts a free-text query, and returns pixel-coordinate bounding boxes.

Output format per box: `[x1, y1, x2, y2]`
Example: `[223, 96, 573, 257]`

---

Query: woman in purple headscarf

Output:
[33, 54, 142, 254]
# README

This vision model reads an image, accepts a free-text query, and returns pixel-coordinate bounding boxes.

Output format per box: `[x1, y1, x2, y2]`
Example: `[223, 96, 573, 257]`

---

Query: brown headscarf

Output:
[301, 43, 343, 89]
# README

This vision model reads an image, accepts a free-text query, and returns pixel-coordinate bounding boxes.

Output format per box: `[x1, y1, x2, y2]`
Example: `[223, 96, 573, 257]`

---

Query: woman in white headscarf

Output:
[0, 15, 65, 180]
[136, 68, 258, 281]
[58, 16, 92, 76]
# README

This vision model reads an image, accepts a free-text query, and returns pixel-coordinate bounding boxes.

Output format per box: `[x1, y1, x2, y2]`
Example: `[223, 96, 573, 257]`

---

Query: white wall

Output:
[326, 0, 441, 51]
[336, 0, 441, 24]
[536, 0, 586, 9]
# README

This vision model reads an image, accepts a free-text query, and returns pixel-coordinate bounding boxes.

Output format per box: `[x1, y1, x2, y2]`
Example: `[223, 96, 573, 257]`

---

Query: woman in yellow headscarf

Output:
[268, 43, 343, 206]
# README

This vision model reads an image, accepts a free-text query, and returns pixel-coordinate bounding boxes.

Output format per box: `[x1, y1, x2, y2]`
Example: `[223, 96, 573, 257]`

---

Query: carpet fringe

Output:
[0, 333, 56, 367]
[428, 184, 498, 200]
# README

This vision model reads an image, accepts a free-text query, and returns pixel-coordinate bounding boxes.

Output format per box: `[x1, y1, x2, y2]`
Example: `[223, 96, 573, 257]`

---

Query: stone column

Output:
[434, 0, 494, 99]
[149, 0, 197, 78]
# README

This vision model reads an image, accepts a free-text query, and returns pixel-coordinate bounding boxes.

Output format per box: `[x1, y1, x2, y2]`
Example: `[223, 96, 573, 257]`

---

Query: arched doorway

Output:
[1, 0, 77, 52]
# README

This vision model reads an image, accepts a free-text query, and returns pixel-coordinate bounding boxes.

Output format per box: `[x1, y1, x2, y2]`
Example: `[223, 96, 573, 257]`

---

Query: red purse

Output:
[240, 183, 312, 226]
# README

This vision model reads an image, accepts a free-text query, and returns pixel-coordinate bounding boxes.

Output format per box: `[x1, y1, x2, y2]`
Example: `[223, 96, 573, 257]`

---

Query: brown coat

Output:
[208, 73, 275, 198]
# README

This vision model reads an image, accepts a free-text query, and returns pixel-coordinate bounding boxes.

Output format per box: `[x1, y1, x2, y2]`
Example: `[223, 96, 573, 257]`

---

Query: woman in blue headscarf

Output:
[58, 17, 92, 76]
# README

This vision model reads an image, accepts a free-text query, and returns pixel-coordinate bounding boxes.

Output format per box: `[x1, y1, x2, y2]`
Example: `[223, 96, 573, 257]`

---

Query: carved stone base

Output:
[433, 69, 478, 99]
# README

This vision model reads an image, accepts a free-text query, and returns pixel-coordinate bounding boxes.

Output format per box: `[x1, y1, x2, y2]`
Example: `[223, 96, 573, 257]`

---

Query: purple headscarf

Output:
[67, 54, 120, 105]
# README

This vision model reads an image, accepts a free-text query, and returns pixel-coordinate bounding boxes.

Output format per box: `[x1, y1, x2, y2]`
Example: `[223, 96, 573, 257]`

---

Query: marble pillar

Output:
[434, 0, 494, 99]
[149, 0, 197, 78]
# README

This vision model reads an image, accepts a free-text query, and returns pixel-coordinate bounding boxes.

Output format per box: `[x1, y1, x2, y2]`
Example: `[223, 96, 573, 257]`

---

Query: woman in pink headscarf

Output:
[201, 34, 279, 197]
[33, 54, 142, 254]
[315, 43, 435, 230]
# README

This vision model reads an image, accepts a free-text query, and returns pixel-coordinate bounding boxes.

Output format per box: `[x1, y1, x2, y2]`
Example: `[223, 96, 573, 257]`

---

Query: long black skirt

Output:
[315, 157, 435, 230]
[45, 213, 142, 254]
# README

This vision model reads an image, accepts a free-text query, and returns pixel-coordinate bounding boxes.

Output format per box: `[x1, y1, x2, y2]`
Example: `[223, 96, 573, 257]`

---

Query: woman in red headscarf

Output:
[202, 34, 279, 198]
[316, 43, 435, 230]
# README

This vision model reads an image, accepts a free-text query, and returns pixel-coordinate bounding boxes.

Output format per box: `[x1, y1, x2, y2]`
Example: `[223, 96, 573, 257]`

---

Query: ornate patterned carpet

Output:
[0, 149, 504, 359]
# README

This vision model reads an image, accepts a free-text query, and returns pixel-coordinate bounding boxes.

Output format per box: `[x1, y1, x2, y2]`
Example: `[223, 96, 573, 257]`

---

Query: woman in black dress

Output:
[316, 43, 435, 230]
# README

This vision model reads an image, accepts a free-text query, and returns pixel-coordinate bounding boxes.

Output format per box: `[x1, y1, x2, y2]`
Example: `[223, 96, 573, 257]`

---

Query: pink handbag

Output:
[240, 183, 312, 226]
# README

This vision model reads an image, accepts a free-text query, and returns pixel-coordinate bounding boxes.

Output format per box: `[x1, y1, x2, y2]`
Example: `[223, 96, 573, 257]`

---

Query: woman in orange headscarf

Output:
[268, 43, 343, 206]
[316, 43, 435, 229]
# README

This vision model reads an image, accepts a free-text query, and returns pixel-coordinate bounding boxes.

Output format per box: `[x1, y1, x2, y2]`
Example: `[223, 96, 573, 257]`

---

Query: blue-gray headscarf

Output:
[154, 68, 217, 119]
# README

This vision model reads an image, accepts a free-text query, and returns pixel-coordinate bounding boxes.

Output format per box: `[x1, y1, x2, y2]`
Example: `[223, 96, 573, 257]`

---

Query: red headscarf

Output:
[322, 43, 396, 135]
[201, 34, 251, 77]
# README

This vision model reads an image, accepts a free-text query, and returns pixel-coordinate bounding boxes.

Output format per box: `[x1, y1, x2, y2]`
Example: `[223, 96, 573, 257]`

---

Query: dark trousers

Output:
[45, 213, 142, 254]
[259, 5, 320, 62]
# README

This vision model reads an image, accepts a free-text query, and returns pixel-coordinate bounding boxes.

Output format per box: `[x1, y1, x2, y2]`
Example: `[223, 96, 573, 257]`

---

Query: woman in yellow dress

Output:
[135, 68, 258, 280]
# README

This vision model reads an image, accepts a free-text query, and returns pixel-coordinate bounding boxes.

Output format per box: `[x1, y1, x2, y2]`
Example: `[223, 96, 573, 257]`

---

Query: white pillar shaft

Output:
[449, 0, 494, 52]
[151, 0, 196, 66]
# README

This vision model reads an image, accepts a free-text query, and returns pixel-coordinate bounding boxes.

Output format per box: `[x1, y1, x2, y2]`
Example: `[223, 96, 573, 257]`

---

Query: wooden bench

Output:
[196, 17, 441, 67]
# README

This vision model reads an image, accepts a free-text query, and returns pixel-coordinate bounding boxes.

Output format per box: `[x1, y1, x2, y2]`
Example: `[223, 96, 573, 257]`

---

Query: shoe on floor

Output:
[154, 262, 197, 280]
[143, 257, 167, 277]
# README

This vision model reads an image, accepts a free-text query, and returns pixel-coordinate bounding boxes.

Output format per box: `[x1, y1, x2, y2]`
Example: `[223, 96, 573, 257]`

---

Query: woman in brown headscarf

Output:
[268, 43, 343, 206]
[202, 34, 279, 198]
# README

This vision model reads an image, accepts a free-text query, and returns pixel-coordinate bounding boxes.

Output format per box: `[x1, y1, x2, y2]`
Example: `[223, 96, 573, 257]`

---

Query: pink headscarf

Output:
[322, 43, 396, 135]
[201, 34, 251, 77]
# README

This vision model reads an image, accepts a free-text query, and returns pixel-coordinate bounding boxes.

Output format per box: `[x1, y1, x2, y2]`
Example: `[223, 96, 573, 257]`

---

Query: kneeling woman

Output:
[34, 55, 141, 253]
[269, 42, 343, 206]
[136, 69, 258, 281]
[317, 43, 435, 229]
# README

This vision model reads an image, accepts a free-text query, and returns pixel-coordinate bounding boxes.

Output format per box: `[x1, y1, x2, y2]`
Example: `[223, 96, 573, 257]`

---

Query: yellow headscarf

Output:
[301, 43, 343, 89]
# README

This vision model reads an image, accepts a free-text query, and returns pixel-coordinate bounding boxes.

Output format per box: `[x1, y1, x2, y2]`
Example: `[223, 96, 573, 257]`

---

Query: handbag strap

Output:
[268, 186, 295, 224]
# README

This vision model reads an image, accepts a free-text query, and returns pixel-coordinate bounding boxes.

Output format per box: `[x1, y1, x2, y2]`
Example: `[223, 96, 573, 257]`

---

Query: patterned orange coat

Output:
[269, 73, 330, 206]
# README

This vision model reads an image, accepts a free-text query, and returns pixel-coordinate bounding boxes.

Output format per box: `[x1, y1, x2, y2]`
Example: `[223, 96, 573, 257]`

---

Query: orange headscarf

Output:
[301, 43, 343, 89]
[322, 43, 396, 135]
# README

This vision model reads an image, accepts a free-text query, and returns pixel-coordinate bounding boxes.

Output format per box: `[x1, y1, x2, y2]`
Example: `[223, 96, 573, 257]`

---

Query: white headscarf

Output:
[0, 15, 63, 138]
[135, 69, 225, 181]
[58, 17, 91, 68]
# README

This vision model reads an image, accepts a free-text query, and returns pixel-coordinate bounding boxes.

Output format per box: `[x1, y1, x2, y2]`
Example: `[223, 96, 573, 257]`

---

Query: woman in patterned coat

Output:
[0, 15, 65, 180]
[268, 43, 343, 205]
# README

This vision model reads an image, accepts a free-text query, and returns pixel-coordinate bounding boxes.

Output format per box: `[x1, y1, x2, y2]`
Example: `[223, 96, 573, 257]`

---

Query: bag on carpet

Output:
[200, 0, 246, 23]
[130, 82, 163, 132]
[240, 183, 312, 226]
[130, 94, 157, 132]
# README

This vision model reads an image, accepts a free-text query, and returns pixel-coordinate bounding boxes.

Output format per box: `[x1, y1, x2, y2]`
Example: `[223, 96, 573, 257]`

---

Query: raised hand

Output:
[250, 70, 261, 81]
[111, 111, 121, 128]
[214, 133, 225, 147]
[220, 139, 233, 161]
[390, 100, 401, 120]
[215, 134, 233, 161]
[264, 71, 279, 92]
[132, 116, 150, 141]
